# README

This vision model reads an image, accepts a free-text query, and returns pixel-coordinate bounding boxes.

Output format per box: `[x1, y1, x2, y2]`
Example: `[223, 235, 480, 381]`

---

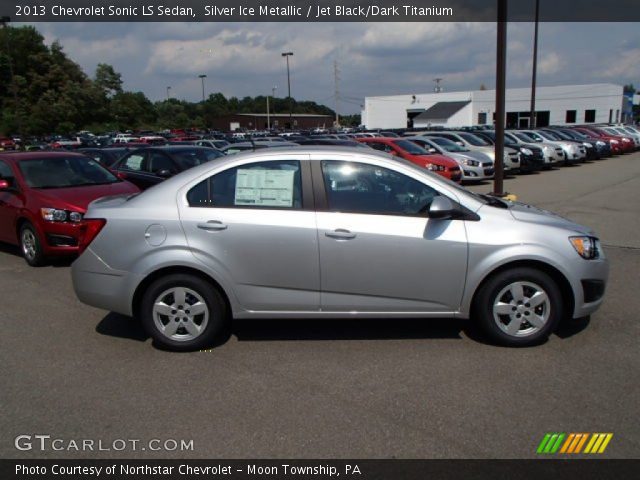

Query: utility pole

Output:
[198, 74, 207, 102]
[282, 52, 293, 129]
[493, 0, 508, 197]
[334, 59, 340, 127]
[266, 94, 270, 130]
[433, 78, 443, 93]
[166, 86, 171, 100]
[529, 0, 540, 129]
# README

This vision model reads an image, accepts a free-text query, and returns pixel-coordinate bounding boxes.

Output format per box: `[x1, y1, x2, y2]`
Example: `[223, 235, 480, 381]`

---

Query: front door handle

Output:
[325, 229, 356, 240]
[197, 220, 228, 231]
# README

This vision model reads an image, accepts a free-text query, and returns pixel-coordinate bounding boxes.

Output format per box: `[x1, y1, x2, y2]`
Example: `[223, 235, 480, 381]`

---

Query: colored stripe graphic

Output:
[585, 433, 613, 454]
[539, 433, 613, 454]
[537, 433, 565, 454]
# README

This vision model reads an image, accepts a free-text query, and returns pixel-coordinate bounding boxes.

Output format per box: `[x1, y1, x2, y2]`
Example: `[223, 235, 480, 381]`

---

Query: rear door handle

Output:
[325, 229, 356, 240]
[197, 220, 228, 231]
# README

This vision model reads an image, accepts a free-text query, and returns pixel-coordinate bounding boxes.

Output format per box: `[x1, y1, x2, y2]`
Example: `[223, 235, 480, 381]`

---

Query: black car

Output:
[112, 146, 224, 190]
[473, 131, 545, 172]
[78, 147, 135, 168]
[296, 138, 370, 148]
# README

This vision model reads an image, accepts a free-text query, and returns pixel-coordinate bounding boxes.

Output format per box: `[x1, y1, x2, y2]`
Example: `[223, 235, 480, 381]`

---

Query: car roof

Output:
[0, 151, 87, 162]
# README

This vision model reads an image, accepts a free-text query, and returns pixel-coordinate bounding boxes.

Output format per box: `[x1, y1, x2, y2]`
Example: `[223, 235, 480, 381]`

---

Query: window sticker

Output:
[235, 169, 295, 207]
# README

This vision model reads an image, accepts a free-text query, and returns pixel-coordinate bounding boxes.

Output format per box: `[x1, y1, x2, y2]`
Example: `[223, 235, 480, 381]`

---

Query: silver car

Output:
[404, 136, 494, 182]
[71, 147, 609, 351]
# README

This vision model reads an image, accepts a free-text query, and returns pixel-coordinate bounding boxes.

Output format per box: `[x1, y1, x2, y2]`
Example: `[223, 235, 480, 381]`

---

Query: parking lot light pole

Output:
[166, 86, 171, 100]
[493, 0, 507, 197]
[266, 94, 270, 130]
[529, 0, 540, 129]
[282, 52, 293, 129]
[198, 74, 207, 102]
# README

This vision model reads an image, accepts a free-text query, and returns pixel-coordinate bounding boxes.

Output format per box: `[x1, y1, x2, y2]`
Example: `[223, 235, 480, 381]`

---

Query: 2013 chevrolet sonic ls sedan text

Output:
[71, 147, 609, 350]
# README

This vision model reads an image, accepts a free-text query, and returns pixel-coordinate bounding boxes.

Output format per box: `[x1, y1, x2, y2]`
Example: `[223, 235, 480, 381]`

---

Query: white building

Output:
[362, 83, 624, 130]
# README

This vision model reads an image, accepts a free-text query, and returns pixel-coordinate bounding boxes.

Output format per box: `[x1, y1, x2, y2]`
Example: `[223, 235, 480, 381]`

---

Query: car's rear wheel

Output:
[473, 268, 563, 346]
[20, 222, 45, 267]
[140, 274, 228, 351]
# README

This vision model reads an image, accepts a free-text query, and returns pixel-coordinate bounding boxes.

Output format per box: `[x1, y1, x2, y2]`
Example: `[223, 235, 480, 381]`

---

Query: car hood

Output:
[33, 181, 139, 212]
[508, 201, 594, 235]
[456, 150, 493, 163]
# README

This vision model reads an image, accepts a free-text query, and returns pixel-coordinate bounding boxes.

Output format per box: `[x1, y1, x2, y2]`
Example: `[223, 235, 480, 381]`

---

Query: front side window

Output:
[121, 153, 145, 171]
[187, 160, 302, 209]
[321, 160, 439, 216]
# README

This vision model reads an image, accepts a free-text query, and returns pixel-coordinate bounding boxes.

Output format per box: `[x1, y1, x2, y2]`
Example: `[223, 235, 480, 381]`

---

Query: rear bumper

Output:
[71, 248, 141, 317]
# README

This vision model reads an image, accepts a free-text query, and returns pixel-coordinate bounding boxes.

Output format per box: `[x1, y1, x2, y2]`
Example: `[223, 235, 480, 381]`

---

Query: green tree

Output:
[95, 63, 123, 98]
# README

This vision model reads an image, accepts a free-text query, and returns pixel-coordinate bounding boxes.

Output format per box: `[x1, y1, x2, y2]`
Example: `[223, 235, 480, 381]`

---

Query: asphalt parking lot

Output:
[1, 153, 639, 459]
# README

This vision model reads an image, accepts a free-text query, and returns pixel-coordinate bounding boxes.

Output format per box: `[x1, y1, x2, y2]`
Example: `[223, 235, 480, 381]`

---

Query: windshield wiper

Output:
[479, 194, 510, 208]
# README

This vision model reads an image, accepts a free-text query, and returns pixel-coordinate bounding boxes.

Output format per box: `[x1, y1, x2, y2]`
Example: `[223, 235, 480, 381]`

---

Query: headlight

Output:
[460, 158, 479, 166]
[41, 208, 83, 223]
[520, 148, 533, 156]
[426, 163, 445, 171]
[569, 236, 600, 260]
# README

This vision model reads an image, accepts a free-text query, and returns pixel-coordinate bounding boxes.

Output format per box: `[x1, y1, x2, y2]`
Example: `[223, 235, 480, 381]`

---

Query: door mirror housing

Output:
[428, 196, 457, 219]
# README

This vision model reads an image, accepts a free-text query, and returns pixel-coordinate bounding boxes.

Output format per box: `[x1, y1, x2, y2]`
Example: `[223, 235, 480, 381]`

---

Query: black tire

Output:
[19, 222, 45, 267]
[473, 267, 563, 347]
[140, 274, 228, 352]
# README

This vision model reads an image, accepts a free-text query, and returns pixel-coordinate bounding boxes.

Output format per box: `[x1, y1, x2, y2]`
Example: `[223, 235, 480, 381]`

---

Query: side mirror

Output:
[428, 147, 437, 154]
[155, 169, 173, 178]
[456, 141, 465, 147]
[428, 196, 457, 219]
[0, 178, 11, 190]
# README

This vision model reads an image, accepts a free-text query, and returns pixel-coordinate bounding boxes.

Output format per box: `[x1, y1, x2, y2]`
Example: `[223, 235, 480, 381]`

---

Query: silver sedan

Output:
[72, 147, 609, 351]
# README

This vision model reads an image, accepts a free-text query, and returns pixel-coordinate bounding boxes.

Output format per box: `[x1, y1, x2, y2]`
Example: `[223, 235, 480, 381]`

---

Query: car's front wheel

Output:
[140, 274, 228, 351]
[20, 222, 45, 267]
[473, 268, 563, 346]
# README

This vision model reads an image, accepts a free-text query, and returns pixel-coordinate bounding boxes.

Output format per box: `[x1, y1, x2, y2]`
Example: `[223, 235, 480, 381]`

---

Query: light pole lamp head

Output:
[281, 52, 293, 57]
[198, 74, 207, 79]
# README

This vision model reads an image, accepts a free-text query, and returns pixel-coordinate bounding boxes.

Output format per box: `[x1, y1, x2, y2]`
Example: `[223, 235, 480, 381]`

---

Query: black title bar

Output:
[1, 0, 640, 22]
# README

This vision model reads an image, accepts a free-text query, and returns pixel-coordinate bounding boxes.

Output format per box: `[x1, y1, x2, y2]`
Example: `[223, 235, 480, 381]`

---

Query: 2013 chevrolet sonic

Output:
[71, 147, 608, 350]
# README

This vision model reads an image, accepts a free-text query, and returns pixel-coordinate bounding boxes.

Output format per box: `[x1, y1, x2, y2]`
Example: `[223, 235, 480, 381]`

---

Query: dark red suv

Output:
[0, 152, 139, 266]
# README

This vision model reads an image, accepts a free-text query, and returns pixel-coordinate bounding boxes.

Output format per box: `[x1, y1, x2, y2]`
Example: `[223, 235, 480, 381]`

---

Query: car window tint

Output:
[187, 160, 302, 209]
[0, 160, 13, 179]
[321, 160, 439, 216]
[149, 152, 176, 173]
[121, 153, 145, 171]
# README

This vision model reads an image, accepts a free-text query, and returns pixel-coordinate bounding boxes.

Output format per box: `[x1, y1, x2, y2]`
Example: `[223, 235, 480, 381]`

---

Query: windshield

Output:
[548, 130, 572, 140]
[513, 132, 533, 142]
[19, 156, 119, 188]
[458, 133, 491, 146]
[173, 149, 224, 168]
[393, 140, 430, 155]
[534, 130, 558, 141]
[430, 137, 468, 152]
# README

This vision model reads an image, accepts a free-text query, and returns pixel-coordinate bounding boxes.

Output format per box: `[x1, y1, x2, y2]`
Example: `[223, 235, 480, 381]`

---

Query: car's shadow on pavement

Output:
[96, 313, 585, 349]
[96, 313, 469, 348]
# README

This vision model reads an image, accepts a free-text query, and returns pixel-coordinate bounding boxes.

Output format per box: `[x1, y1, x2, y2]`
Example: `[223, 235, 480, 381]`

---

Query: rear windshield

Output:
[19, 156, 119, 188]
[172, 149, 224, 168]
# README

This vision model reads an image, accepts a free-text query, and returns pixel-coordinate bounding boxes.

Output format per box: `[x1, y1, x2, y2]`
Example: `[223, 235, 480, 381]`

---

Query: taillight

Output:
[78, 219, 106, 255]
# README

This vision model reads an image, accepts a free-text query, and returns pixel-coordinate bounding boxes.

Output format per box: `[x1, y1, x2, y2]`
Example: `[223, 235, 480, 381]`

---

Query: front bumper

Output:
[571, 256, 609, 319]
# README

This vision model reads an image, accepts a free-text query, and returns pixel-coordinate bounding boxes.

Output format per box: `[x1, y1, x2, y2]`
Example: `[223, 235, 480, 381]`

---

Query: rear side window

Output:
[321, 160, 439, 216]
[187, 160, 302, 209]
[121, 153, 145, 171]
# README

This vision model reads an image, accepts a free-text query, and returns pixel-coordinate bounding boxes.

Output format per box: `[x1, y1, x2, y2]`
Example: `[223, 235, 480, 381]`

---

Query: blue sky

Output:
[28, 22, 640, 113]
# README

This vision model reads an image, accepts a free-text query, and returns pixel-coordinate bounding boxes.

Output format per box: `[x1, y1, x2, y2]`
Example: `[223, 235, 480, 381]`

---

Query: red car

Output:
[0, 152, 139, 266]
[357, 137, 462, 182]
[0, 138, 17, 151]
[572, 127, 633, 154]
